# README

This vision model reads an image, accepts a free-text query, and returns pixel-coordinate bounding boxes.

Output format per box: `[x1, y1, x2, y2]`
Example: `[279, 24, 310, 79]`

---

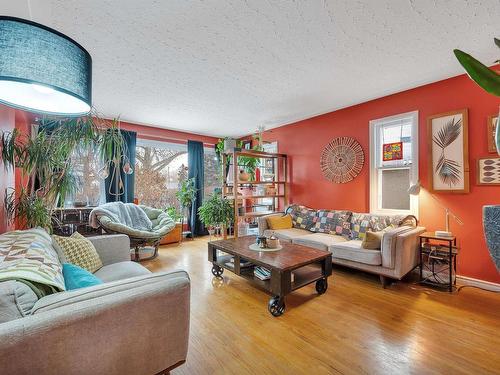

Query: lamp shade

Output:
[407, 182, 421, 196]
[0, 16, 91, 116]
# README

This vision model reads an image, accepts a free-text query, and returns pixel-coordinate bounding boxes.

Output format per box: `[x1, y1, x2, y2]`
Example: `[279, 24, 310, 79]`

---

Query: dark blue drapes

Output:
[188, 140, 206, 236]
[105, 129, 136, 203]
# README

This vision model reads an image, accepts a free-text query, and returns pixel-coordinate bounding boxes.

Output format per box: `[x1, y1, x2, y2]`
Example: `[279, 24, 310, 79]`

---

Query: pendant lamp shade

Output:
[0, 16, 92, 116]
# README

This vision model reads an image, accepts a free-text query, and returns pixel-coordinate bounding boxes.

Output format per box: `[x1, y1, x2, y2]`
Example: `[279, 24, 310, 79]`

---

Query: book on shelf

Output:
[254, 266, 272, 280]
[228, 257, 254, 268]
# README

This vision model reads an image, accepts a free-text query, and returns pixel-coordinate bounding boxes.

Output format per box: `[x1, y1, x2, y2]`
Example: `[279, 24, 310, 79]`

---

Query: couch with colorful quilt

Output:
[0, 228, 190, 375]
[258, 205, 425, 286]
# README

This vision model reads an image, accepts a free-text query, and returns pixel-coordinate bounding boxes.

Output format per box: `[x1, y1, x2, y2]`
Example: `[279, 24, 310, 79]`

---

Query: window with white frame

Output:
[369, 111, 419, 215]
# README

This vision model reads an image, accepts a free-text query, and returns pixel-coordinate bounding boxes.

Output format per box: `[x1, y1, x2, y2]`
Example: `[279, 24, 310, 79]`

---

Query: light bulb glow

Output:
[0, 81, 90, 116]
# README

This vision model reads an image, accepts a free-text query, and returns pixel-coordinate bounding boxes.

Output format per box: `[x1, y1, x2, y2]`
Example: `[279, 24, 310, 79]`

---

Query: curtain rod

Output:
[136, 132, 215, 147]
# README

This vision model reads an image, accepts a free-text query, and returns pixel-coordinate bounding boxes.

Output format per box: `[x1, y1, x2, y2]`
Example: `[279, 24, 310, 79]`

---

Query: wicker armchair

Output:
[94, 204, 175, 261]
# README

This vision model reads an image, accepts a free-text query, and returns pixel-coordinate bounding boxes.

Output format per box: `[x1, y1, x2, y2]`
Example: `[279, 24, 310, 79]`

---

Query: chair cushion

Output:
[52, 232, 103, 273]
[292, 233, 348, 251]
[267, 214, 293, 230]
[329, 240, 382, 265]
[62, 263, 103, 290]
[263, 228, 310, 242]
[94, 261, 151, 283]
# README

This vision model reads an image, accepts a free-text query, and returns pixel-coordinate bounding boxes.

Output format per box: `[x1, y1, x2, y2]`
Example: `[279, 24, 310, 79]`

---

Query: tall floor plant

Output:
[0, 115, 98, 231]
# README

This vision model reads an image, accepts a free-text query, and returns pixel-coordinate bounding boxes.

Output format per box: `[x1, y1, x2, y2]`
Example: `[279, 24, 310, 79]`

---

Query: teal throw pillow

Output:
[62, 263, 103, 290]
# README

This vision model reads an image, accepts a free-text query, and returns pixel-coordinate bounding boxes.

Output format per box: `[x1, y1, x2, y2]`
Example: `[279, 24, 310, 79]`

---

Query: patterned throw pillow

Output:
[311, 210, 352, 237]
[287, 205, 318, 231]
[52, 232, 103, 273]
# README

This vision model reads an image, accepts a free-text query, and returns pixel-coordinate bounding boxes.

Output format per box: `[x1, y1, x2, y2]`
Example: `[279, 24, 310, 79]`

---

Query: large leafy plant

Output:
[176, 177, 197, 209]
[454, 38, 500, 97]
[197, 192, 233, 229]
[0, 116, 98, 230]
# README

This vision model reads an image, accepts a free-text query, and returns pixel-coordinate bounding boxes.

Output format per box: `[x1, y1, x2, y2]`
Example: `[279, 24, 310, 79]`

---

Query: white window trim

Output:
[369, 111, 419, 217]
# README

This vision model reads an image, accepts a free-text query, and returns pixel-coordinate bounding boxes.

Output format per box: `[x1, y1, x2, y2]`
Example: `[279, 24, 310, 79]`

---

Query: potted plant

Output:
[176, 177, 197, 236]
[454, 38, 500, 271]
[198, 192, 233, 239]
[160, 206, 183, 245]
[0, 116, 97, 231]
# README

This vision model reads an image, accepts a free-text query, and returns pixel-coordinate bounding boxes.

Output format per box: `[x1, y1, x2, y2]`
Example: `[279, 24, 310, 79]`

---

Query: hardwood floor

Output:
[143, 237, 500, 375]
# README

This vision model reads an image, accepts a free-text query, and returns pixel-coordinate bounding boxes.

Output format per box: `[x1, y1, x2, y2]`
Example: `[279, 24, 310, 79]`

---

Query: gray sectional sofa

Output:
[0, 229, 190, 375]
[259, 206, 425, 286]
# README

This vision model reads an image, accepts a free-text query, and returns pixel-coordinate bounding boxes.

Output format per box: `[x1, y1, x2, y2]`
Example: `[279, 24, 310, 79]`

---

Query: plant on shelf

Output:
[198, 192, 233, 238]
[236, 133, 264, 181]
[0, 116, 97, 231]
[176, 177, 197, 233]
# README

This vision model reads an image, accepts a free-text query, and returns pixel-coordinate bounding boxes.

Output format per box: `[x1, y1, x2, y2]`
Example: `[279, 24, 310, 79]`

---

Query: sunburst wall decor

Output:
[320, 137, 364, 183]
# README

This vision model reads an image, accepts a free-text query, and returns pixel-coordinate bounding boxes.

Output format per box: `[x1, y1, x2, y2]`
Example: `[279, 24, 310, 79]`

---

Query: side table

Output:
[419, 232, 458, 292]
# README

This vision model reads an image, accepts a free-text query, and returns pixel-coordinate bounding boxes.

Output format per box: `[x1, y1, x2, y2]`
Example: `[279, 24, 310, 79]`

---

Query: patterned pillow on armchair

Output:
[287, 205, 318, 231]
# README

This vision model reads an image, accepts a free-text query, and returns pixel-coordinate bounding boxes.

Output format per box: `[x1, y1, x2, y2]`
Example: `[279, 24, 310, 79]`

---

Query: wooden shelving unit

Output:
[222, 148, 289, 238]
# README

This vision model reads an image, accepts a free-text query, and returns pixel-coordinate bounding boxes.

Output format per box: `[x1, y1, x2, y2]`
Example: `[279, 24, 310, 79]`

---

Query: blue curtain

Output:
[188, 140, 206, 236]
[105, 130, 136, 203]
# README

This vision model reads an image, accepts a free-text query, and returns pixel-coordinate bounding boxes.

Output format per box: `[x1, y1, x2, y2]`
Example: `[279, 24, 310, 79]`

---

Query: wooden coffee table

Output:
[208, 236, 332, 317]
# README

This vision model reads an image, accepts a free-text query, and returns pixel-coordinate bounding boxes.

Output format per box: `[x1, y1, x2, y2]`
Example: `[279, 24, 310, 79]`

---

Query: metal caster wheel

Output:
[315, 278, 328, 294]
[268, 296, 285, 317]
[211, 264, 224, 278]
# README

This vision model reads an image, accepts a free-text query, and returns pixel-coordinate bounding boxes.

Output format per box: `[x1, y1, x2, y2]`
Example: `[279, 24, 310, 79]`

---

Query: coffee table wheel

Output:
[315, 278, 328, 295]
[268, 296, 285, 317]
[211, 264, 224, 278]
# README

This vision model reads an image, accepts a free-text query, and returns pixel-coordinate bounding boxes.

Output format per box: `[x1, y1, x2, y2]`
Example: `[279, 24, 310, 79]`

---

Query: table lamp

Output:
[408, 182, 463, 237]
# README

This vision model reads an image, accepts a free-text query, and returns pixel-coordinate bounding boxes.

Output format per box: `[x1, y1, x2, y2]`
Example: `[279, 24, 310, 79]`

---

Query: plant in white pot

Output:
[454, 38, 500, 271]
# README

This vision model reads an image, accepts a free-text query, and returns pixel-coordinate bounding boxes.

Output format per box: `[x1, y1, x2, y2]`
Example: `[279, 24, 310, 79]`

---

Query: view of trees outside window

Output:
[69, 146, 101, 206]
[135, 140, 188, 210]
[204, 148, 221, 199]
[68, 139, 221, 209]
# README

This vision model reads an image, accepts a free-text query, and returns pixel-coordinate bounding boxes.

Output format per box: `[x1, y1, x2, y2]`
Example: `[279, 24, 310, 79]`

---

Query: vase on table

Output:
[482, 205, 500, 271]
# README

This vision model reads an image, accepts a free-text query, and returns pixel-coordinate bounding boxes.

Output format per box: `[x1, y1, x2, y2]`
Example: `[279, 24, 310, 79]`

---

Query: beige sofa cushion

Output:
[329, 240, 382, 265]
[263, 228, 310, 242]
[292, 233, 347, 251]
[94, 261, 151, 283]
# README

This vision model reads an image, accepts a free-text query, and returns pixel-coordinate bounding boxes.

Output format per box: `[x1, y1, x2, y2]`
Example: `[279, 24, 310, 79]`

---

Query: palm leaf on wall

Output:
[433, 116, 462, 186]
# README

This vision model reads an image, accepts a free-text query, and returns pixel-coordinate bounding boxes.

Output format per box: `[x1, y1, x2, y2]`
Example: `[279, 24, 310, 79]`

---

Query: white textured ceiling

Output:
[2, 0, 500, 137]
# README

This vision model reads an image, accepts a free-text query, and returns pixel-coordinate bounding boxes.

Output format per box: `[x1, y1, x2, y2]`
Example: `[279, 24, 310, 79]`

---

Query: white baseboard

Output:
[456, 275, 500, 292]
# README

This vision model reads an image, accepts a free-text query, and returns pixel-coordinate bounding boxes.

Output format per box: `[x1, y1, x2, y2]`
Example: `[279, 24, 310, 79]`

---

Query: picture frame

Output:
[477, 157, 500, 185]
[241, 140, 252, 150]
[487, 115, 499, 153]
[427, 109, 469, 193]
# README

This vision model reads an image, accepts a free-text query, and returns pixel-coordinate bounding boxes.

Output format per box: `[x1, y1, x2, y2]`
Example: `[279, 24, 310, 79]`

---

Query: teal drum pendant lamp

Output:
[0, 16, 92, 116]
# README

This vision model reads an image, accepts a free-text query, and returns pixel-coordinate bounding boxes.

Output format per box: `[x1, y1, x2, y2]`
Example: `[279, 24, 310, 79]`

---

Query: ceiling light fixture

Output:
[0, 16, 92, 116]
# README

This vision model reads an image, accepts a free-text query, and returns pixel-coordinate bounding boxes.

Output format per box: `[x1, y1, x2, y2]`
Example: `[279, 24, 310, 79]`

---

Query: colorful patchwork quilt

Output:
[350, 213, 407, 240]
[0, 228, 65, 292]
[287, 205, 318, 231]
[311, 210, 352, 237]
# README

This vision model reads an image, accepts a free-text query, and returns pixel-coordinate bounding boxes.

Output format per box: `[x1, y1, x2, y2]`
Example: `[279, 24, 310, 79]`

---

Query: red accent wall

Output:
[261, 72, 500, 283]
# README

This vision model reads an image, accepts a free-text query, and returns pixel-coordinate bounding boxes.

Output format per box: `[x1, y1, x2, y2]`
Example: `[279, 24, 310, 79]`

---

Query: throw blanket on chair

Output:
[89, 202, 153, 231]
[0, 228, 65, 293]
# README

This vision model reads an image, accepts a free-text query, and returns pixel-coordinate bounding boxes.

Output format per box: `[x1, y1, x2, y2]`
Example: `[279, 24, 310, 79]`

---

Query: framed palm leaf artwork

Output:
[427, 109, 469, 193]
